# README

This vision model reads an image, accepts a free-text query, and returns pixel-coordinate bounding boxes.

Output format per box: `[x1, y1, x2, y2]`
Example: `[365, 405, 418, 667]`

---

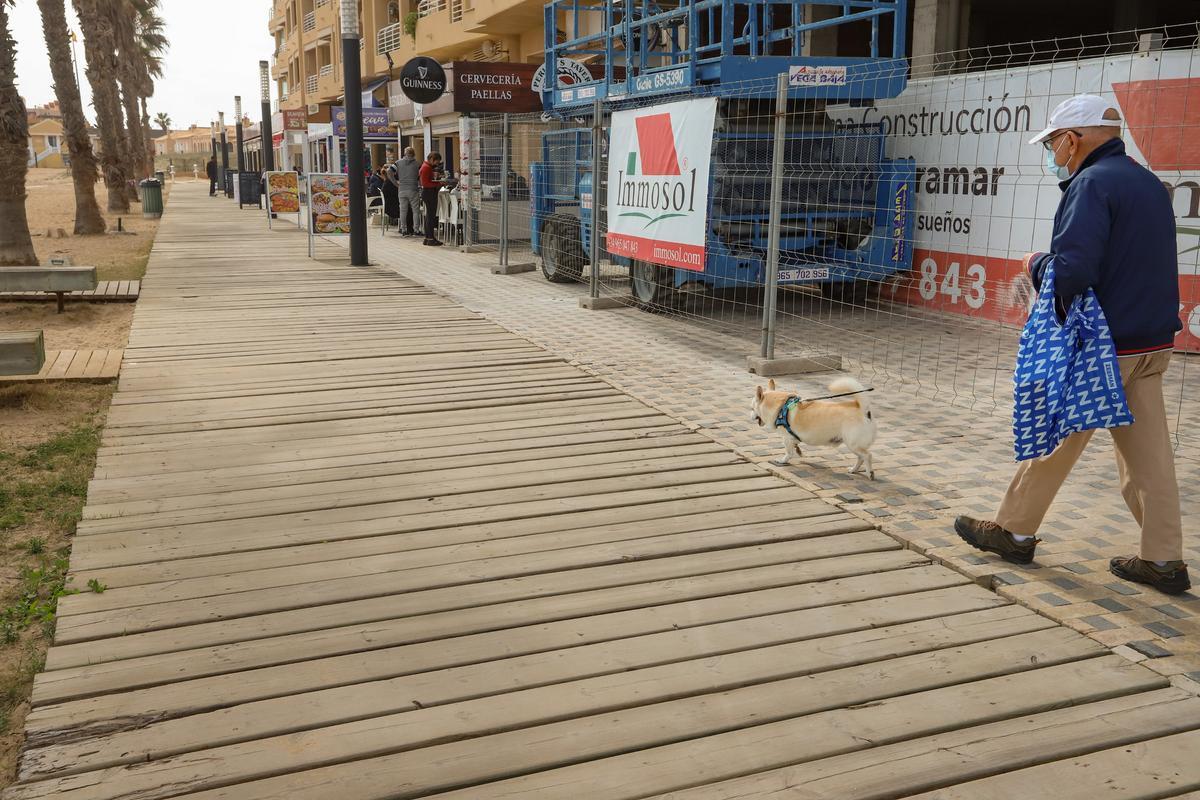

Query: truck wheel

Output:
[821, 279, 871, 307]
[540, 216, 585, 283]
[630, 260, 674, 310]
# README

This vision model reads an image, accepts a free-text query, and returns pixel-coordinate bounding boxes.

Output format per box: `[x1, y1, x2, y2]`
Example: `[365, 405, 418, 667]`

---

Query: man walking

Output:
[391, 147, 421, 236]
[955, 94, 1189, 594]
[206, 156, 218, 197]
[419, 151, 445, 246]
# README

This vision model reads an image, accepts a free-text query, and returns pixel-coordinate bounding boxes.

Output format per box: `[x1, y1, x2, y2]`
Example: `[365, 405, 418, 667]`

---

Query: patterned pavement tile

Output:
[342, 234, 1200, 676]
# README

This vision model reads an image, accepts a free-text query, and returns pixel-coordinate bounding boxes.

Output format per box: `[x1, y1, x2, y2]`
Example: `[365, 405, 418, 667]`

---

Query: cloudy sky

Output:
[10, 0, 276, 130]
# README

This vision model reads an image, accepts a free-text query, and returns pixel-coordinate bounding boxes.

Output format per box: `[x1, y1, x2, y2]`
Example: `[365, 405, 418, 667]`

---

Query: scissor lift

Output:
[529, 0, 916, 306]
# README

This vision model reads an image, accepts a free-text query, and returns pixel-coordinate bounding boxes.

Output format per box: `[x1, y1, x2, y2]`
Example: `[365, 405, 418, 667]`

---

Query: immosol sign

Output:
[605, 98, 716, 271]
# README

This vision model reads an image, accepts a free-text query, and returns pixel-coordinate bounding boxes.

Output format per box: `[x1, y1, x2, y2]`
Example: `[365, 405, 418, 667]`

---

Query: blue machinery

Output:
[529, 0, 916, 305]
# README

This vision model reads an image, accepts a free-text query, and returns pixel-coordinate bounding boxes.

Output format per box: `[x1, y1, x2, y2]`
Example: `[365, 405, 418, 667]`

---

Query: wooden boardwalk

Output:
[0, 280, 141, 303]
[0, 349, 123, 383]
[6, 182, 1200, 799]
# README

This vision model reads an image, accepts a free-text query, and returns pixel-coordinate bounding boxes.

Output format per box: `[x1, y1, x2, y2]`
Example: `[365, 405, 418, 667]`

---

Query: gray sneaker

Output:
[954, 516, 1039, 565]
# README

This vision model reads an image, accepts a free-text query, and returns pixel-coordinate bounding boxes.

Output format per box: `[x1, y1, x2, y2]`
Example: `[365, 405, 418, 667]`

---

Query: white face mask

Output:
[1045, 136, 1071, 180]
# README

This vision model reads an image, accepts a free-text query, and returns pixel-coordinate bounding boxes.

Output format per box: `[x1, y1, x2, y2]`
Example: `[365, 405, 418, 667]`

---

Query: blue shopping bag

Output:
[1012, 261, 1133, 461]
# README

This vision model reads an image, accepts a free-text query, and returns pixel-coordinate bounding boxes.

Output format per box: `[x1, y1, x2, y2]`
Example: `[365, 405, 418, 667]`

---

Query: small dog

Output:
[752, 377, 877, 479]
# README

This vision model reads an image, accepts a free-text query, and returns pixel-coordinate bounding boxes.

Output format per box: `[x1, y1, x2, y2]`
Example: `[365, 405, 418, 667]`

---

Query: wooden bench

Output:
[0, 331, 46, 376]
[0, 267, 98, 312]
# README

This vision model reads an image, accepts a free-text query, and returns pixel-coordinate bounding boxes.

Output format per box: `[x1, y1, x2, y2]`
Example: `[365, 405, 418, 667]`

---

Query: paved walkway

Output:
[7, 183, 1200, 798]
[362, 228, 1200, 681]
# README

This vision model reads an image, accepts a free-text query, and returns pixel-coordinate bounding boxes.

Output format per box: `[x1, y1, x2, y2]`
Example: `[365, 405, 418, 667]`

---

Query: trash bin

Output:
[140, 179, 163, 219]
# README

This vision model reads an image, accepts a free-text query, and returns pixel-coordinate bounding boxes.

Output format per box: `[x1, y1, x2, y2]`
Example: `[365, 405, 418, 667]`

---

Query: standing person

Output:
[206, 156, 218, 196]
[391, 147, 421, 237]
[419, 151, 445, 246]
[955, 95, 1189, 594]
[381, 163, 400, 228]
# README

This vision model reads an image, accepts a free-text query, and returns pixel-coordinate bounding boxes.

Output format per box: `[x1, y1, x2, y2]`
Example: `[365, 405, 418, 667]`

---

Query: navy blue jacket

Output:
[1031, 138, 1180, 355]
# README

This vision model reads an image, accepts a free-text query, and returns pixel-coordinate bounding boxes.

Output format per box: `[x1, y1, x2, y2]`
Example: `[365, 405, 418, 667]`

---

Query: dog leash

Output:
[797, 387, 875, 403]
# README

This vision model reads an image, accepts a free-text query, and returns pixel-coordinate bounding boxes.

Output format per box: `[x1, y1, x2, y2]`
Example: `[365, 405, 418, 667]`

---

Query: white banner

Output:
[827, 50, 1200, 349]
[605, 97, 717, 271]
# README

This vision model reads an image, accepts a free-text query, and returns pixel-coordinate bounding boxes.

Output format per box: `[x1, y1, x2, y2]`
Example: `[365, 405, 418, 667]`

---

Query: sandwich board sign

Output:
[605, 97, 717, 271]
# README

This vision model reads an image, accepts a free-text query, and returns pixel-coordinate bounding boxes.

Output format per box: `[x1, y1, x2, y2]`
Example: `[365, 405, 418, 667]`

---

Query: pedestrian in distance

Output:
[955, 94, 1189, 594]
[392, 147, 421, 237]
[419, 151, 446, 247]
[381, 164, 400, 228]
[206, 156, 218, 196]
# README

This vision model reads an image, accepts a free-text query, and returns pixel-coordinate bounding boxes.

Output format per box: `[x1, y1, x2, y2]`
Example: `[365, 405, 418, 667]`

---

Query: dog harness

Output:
[772, 388, 874, 442]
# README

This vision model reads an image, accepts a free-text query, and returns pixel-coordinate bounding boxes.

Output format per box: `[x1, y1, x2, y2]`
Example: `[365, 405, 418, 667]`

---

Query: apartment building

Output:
[268, 0, 548, 173]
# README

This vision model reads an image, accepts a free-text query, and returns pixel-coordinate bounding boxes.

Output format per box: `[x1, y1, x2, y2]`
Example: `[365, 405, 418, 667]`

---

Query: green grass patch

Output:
[0, 424, 100, 538]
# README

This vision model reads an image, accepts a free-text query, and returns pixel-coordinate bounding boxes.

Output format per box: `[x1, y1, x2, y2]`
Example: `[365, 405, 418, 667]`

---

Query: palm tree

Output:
[154, 112, 170, 133]
[0, 0, 38, 266]
[135, 3, 166, 176]
[113, 1, 144, 196]
[74, 0, 129, 212]
[37, 0, 106, 234]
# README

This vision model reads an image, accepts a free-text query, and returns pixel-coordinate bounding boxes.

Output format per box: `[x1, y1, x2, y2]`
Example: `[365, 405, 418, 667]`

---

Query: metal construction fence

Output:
[455, 25, 1200, 455]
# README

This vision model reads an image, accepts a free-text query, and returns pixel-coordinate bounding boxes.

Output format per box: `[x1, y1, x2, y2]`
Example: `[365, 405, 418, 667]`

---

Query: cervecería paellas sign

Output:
[452, 62, 541, 114]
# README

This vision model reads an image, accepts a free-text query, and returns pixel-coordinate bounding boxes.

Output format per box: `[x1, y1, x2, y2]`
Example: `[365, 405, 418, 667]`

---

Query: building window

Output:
[46, 135, 58, 148]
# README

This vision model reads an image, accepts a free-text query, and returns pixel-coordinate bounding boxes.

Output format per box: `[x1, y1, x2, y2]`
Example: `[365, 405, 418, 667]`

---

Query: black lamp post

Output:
[340, 0, 368, 266]
[234, 96, 246, 173]
[210, 120, 217, 160]
[260, 60, 275, 172]
[218, 111, 229, 189]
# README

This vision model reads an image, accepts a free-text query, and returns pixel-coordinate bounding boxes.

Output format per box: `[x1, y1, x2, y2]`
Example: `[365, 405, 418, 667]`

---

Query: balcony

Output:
[303, 11, 316, 32]
[306, 74, 318, 94]
[413, 0, 484, 58]
[320, 63, 333, 78]
[377, 22, 404, 55]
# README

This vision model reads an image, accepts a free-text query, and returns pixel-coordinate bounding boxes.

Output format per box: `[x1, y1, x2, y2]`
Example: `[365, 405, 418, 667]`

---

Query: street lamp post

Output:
[340, 0, 368, 266]
[260, 61, 275, 172]
[218, 111, 229, 192]
[210, 120, 217, 161]
[234, 96, 246, 174]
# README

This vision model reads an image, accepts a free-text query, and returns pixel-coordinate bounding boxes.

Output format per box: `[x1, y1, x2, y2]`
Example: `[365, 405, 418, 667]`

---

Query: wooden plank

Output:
[77, 491, 813, 589]
[52, 531, 901, 656]
[45, 350, 76, 379]
[24, 584, 1008, 753]
[34, 554, 941, 704]
[643, 689, 1200, 800]
[18, 608, 1059, 784]
[13, 655, 1159, 800]
[897, 728, 1200, 799]
[98, 350, 123, 379]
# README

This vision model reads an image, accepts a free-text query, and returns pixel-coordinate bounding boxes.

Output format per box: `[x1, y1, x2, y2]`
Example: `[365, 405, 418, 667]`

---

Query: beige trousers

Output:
[995, 350, 1183, 561]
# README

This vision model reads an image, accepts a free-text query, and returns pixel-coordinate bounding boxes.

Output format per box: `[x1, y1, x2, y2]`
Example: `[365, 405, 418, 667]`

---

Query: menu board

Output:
[308, 173, 351, 235]
[266, 172, 300, 214]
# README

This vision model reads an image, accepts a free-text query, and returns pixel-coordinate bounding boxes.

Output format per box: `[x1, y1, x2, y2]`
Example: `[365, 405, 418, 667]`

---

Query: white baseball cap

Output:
[1027, 94, 1122, 145]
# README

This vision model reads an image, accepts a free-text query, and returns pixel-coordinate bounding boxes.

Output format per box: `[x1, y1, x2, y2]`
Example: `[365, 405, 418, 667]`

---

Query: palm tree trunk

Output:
[120, 81, 143, 201]
[0, 2, 38, 266]
[37, 0, 106, 234]
[140, 95, 154, 176]
[74, 0, 129, 213]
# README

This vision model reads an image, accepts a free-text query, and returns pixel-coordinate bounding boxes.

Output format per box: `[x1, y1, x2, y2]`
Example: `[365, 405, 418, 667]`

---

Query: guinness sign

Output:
[399, 57, 447, 104]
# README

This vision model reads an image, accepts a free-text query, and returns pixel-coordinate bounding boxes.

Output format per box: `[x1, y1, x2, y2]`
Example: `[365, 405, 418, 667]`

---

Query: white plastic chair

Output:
[366, 195, 388, 237]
